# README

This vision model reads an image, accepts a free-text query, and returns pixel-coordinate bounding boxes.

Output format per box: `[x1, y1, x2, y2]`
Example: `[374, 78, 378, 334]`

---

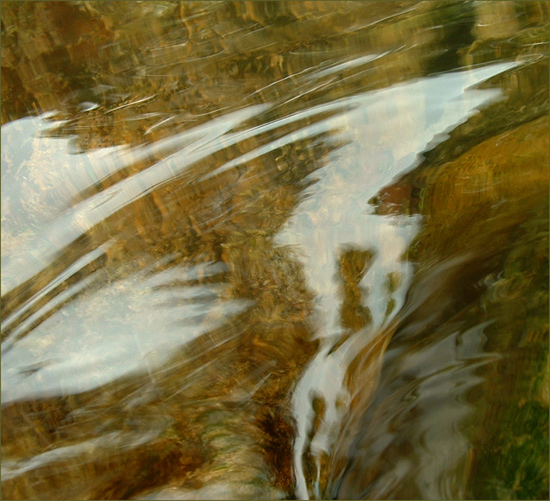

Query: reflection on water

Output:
[1, 2, 548, 500]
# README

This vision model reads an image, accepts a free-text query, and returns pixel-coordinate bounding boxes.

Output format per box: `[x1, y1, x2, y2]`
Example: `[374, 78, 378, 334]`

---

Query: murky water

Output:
[1, 2, 548, 499]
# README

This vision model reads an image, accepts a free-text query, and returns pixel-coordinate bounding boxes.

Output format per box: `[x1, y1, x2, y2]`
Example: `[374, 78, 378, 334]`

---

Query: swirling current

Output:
[1, 2, 548, 500]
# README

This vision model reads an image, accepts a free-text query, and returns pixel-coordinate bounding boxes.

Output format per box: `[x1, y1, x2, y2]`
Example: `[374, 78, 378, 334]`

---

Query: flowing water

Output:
[1, 2, 548, 499]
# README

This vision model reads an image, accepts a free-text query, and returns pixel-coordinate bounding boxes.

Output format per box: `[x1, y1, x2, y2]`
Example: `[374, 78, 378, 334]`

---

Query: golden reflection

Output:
[1, 1, 548, 500]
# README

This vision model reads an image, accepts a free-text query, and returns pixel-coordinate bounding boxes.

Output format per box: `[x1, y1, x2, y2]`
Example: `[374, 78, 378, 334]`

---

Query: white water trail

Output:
[283, 61, 519, 499]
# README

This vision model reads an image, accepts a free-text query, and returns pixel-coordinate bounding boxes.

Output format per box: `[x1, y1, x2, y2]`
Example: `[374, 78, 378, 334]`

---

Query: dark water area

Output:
[1, 2, 548, 499]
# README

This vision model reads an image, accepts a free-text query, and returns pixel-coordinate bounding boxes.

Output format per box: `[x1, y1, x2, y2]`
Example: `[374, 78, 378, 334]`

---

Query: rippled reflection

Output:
[1, 1, 548, 500]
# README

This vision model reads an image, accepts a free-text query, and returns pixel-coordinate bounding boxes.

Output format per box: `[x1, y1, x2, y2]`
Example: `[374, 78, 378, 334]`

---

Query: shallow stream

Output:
[1, 2, 548, 499]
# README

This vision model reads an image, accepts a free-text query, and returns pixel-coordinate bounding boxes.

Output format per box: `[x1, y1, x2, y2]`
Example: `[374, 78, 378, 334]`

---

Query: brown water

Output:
[1, 2, 548, 500]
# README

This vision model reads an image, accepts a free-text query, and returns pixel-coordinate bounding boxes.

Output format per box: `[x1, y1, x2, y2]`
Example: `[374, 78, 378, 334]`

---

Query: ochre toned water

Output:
[1, 2, 548, 499]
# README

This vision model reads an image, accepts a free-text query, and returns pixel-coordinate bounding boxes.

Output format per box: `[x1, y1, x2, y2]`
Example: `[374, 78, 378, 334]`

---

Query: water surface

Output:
[1, 2, 548, 499]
